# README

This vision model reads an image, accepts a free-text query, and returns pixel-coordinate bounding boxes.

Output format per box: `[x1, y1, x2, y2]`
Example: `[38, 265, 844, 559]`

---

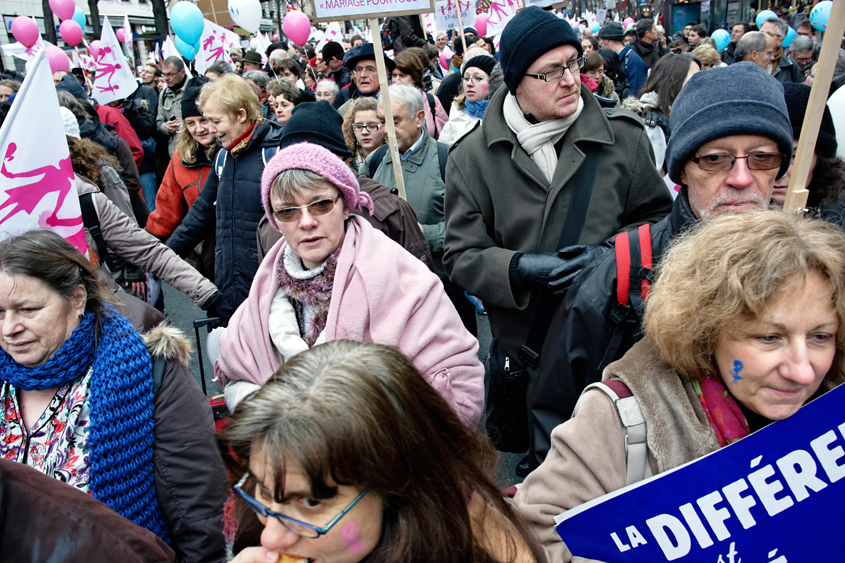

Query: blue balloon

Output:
[174, 34, 200, 61]
[782, 26, 796, 47]
[72, 6, 86, 29]
[590, 21, 601, 33]
[755, 9, 777, 29]
[712, 28, 730, 51]
[170, 1, 204, 46]
[810, 1, 831, 31]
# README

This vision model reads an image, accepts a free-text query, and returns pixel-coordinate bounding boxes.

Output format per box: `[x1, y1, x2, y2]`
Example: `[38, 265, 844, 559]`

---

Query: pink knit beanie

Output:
[260, 142, 374, 231]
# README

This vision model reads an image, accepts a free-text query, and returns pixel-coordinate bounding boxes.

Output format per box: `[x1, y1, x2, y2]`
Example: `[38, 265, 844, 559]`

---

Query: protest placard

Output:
[0, 49, 87, 256]
[311, 0, 434, 23]
[554, 384, 845, 562]
[434, 0, 474, 34]
[485, 0, 521, 37]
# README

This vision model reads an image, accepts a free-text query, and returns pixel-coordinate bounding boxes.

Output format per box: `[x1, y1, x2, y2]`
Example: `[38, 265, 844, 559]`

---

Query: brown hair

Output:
[67, 136, 121, 189]
[644, 210, 845, 387]
[0, 230, 115, 336]
[221, 340, 547, 563]
[393, 50, 426, 90]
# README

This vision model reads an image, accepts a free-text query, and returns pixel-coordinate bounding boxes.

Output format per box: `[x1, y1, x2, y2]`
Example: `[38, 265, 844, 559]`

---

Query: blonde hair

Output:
[643, 210, 845, 387]
[342, 97, 381, 162]
[692, 44, 721, 68]
[197, 73, 261, 124]
[175, 118, 201, 164]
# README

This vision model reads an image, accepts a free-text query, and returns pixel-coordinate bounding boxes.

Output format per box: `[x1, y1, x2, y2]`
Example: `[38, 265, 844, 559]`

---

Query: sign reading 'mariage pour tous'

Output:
[311, 0, 433, 23]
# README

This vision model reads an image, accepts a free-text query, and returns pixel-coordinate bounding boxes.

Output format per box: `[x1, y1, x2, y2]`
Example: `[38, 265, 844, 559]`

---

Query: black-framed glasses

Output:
[351, 123, 383, 132]
[524, 57, 585, 82]
[234, 472, 369, 539]
[272, 195, 342, 223]
[691, 152, 786, 171]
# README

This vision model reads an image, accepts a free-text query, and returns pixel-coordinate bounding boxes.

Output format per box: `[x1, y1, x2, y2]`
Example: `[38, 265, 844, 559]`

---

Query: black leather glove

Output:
[200, 291, 235, 328]
[512, 252, 568, 291]
[548, 244, 604, 295]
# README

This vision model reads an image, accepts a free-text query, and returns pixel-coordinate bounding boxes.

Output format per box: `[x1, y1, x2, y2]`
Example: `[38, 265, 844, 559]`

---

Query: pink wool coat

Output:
[215, 216, 484, 426]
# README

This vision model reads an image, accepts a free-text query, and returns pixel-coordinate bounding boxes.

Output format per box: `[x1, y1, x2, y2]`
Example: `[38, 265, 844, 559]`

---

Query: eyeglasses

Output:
[691, 152, 786, 171]
[524, 58, 585, 82]
[462, 75, 488, 84]
[351, 123, 383, 132]
[272, 195, 342, 223]
[353, 65, 378, 76]
[234, 473, 369, 538]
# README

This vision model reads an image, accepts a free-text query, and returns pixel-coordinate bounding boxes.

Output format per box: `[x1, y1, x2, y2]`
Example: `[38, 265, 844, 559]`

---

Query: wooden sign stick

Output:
[455, 9, 468, 55]
[783, 1, 845, 213]
[370, 17, 407, 200]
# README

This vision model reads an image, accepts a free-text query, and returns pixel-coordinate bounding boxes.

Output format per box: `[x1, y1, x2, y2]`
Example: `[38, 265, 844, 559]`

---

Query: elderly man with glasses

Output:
[525, 62, 795, 484]
[331, 43, 396, 113]
[444, 7, 672, 476]
[759, 17, 805, 84]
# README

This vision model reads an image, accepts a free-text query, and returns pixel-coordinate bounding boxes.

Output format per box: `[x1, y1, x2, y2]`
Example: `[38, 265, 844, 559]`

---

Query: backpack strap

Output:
[436, 141, 448, 183]
[214, 149, 228, 180]
[426, 93, 438, 137]
[262, 146, 279, 167]
[587, 380, 649, 486]
[367, 144, 389, 178]
[78, 192, 127, 272]
[151, 355, 166, 396]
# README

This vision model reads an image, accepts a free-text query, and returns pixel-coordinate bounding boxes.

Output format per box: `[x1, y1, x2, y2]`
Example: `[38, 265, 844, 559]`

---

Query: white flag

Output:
[123, 14, 135, 70]
[0, 35, 46, 62]
[91, 17, 138, 104]
[195, 19, 239, 75]
[315, 21, 343, 52]
[163, 35, 181, 60]
[486, 0, 522, 37]
[0, 50, 88, 255]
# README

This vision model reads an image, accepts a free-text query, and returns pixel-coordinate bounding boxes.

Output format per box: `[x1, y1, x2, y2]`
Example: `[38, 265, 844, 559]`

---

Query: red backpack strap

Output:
[638, 223, 653, 302]
[615, 231, 632, 307]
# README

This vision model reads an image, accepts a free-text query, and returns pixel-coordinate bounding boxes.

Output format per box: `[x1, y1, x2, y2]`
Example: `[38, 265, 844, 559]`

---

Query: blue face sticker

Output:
[730, 360, 743, 384]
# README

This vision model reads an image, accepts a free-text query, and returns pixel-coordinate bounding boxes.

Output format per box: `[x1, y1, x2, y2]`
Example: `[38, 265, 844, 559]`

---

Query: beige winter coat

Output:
[75, 175, 218, 308]
[511, 338, 721, 562]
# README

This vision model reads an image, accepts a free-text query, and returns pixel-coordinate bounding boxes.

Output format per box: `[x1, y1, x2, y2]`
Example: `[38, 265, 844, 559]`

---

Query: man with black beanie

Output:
[443, 6, 672, 475]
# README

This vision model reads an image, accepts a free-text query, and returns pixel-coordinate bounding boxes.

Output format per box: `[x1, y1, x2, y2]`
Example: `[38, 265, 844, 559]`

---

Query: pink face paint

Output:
[340, 520, 366, 555]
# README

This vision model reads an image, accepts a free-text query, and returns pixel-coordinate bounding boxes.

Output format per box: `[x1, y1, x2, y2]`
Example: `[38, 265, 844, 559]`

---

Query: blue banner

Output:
[554, 384, 845, 562]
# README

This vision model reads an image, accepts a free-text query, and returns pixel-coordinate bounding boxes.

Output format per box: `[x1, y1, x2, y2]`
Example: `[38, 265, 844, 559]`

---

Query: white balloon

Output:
[206, 327, 225, 364]
[228, 0, 262, 33]
[313, 30, 324, 42]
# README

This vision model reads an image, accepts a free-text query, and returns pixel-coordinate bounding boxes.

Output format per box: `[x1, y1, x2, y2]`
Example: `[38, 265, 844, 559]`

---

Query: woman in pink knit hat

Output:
[216, 142, 485, 428]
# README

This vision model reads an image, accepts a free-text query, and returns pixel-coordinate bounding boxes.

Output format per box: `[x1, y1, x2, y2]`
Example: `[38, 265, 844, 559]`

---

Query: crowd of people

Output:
[0, 3, 844, 562]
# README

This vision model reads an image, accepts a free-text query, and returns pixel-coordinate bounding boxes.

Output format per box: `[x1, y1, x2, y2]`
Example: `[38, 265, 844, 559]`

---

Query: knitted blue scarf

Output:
[0, 306, 169, 542]
[464, 99, 490, 119]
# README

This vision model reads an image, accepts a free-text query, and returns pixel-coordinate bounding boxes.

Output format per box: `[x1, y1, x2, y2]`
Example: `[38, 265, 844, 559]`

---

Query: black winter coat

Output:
[531, 188, 698, 467]
[166, 119, 285, 309]
[389, 16, 427, 54]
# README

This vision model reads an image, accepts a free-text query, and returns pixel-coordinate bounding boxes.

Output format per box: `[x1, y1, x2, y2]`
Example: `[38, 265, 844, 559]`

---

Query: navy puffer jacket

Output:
[166, 119, 285, 310]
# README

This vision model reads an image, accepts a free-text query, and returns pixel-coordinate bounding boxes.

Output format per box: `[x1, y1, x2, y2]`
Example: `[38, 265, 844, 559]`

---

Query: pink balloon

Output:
[11, 16, 39, 48]
[439, 52, 449, 70]
[116, 28, 125, 42]
[623, 17, 635, 26]
[48, 0, 76, 21]
[59, 19, 83, 46]
[89, 39, 102, 58]
[475, 13, 489, 37]
[283, 11, 310, 46]
[46, 45, 71, 73]
[272, 33, 279, 41]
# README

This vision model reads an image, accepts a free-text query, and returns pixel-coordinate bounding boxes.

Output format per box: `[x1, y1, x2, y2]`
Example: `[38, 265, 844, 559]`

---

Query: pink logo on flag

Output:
[91, 17, 137, 104]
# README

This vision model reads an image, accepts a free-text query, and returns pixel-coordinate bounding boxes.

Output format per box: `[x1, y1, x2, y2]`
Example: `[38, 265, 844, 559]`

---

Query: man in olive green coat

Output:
[443, 7, 672, 472]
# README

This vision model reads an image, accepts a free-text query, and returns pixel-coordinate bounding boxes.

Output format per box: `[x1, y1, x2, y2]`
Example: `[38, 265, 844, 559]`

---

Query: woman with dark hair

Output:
[775, 83, 845, 223]
[581, 51, 618, 105]
[222, 339, 546, 563]
[267, 78, 306, 127]
[482, 36, 497, 58]
[631, 53, 700, 174]
[0, 230, 227, 563]
[391, 50, 449, 140]
[276, 59, 305, 89]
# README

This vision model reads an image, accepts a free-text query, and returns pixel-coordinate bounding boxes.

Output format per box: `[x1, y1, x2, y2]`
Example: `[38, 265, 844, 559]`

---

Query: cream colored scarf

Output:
[503, 92, 584, 183]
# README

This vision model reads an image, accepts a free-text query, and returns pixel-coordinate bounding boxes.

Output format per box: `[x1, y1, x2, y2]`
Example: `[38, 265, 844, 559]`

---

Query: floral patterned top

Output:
[0, 368, 93, 492]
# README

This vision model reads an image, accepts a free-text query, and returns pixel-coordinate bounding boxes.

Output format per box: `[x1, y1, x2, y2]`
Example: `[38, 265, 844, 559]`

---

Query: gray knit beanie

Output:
[499, 7, 582, 94]
[666, 62, 793, 184]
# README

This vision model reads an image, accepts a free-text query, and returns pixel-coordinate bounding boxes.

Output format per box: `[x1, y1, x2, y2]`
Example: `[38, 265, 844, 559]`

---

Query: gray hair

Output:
[735, 31, 768, 62]
[315, 79, 339, 95]
[56, 90, 87, 119]
[269, 49, 288, 65]
[762, 17, 788, 40]
[386, 82, 424, 116]
[243, 70, 270, 89]
[163, 55, 185, 72]
[790, 35, 814, 54]
[271, 168, 340, 204]
[205, 60, 233, 76]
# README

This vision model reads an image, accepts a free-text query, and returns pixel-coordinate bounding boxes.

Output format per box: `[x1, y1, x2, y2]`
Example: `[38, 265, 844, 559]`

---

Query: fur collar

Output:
[604, 338, 721, 473]
[143, 323, 193, 367]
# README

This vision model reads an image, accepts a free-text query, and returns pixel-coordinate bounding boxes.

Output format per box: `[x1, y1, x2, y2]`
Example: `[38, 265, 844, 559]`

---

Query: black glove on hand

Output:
[548, 244, 604, 295]
[200, 291, 235, 328]
[513, 252, 568, 291]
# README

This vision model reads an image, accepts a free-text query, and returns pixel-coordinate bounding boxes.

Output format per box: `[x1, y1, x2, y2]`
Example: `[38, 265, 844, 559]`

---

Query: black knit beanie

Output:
[782, 82, 837, 158]
[181, 76, 209, 119]
[499, 7, 583, 94]
[56, 74, 89, 101]
[280, 100, 352, 159]
[463, 55, 497, 78]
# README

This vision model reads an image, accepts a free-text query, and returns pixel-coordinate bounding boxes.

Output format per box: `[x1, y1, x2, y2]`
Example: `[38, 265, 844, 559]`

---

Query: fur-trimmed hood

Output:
[143, 322, 193, 367]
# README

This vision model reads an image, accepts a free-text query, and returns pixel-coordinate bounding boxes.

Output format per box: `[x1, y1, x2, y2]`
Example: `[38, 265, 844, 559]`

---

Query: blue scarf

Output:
[0, 306, 169, 542]
[464, 99, 490, 119]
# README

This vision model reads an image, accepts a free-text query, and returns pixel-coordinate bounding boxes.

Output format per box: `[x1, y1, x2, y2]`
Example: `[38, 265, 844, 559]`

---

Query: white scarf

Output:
[503, 92, 584, 183]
